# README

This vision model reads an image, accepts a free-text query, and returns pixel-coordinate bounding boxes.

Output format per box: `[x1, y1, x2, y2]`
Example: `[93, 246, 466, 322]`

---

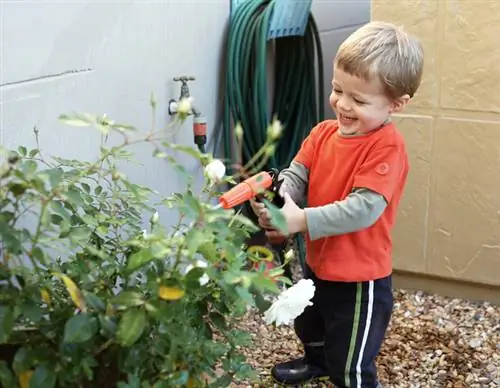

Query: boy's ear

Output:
[391, 94, 411, 113]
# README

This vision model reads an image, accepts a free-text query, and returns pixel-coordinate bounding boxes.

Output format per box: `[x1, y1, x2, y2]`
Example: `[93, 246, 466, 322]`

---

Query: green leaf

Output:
[263, 200, 287, 234]
[112, 123, 137, 132]
[153, 149, 168, 159]
[228, 329, 253, 347]
[185, 192, 200, 211]
[117, 308, 146, 347]
[30, 247, 45, 265]
[21, 160, 37, 176]
[12, 347, 32, 375]
[209, 312, 226, 330]
[0, 305, 14, 343]
[111, 291, 144, 308]
[44, 168, 64, 188]
[0, 211, 15, 224]
[198, 243, 218, 262]
[0, 360, 15, 388]
[17, 146, 27, 157]
[253, 290, 273, 314]
[81, 183, 91, 193]
[63, 313, 97, 343]
[65, 188, 86, 207]
[30, 365, 56, 388]
[20, 302, 43, 324]
[98, 315, 117, 338]
[50, 201, 69, 220]
[7, 182, 27, 197]
[126, 250, 153, 272]
[184, 267, 206, 288]
[230, 213, 259, 232]
[208, 374, 232, 388]
[235, 286, 254, 306]
[251, 274, 279, 293]
[59, 113, 93, 127]
[69, 226, 91, 243]
[185, 228, 205, 255]
[168, 144, 203, 160]
[83, 292, 105, 311]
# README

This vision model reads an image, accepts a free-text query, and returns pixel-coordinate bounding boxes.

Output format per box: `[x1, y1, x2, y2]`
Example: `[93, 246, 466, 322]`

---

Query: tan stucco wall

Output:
[372, 0, 500, 298]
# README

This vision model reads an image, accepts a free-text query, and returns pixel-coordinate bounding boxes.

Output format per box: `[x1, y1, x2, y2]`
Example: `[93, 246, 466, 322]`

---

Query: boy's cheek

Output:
[329, 94, 338, 107]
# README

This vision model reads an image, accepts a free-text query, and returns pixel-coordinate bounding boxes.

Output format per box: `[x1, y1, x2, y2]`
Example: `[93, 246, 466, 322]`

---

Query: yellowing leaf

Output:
[105, 304, 115, 317]
[2, 253, 10, 265]
[19, 370, 33, 388]
[158, 286, 185, 301]
[53, 273, 87, 312]
[247, 245, 274, 262]
[187, 377, 197, 388]
[40, 289, 51, 306]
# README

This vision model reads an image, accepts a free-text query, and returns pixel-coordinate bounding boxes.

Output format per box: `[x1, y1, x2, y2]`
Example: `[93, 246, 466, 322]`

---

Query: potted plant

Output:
[0, 96, 292, 387]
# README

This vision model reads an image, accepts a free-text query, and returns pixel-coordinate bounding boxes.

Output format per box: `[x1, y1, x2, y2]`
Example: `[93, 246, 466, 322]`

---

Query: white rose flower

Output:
[263, 278, 315, 326]
[184, 259, 210, 286]
[204, 159, 226, 183]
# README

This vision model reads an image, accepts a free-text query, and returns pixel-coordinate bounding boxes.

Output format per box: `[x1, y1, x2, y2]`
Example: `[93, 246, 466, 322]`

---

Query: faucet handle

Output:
[173, 76, 196, 83]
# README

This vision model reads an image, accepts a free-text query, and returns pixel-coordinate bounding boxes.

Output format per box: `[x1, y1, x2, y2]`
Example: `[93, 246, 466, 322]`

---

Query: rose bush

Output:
[0, 96, 291, 387]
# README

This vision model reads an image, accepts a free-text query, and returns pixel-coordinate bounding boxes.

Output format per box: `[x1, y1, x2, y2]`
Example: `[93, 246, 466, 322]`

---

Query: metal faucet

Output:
[173, 75, 195, 99]
[168, 76, 202, 117]
[167, 75, 208, 153]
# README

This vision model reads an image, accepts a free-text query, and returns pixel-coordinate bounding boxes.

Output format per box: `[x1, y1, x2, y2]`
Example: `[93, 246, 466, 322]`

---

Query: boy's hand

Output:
[259, 193, 307, 238]
[249, 199, 265, 217]
[278, 181, 290, 198]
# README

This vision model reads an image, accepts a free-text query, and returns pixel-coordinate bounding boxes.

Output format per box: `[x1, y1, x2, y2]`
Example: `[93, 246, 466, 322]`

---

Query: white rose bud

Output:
[204, 159, 226, 183]
[150, 211, 159, 225]
[177, 97, 193, 116]
[284, 249, 294, 262]
[184, 260, 210, 286]
[234, 123, 244, 140]
[267, 118, 283, 140]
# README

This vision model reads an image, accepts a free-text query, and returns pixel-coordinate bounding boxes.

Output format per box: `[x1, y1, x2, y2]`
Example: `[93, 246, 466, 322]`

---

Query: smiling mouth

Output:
[339, 113, 357, 122]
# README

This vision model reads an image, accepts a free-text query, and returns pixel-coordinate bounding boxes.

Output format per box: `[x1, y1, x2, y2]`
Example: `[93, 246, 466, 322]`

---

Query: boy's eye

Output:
[334, 89, 342, 94]
[354, 98, 366, 105]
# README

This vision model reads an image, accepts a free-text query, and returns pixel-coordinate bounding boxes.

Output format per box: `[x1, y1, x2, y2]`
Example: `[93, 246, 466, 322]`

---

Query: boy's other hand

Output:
[281, 192, 307, 235]
[262, 193, 307, 238]
[258, 208, 273, 229]
[278, 182, 289, 198]
[249, 199, 265, 217]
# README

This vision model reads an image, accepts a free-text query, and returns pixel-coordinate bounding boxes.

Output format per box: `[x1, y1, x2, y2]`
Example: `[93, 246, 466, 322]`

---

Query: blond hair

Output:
[335, 21, 424, 99]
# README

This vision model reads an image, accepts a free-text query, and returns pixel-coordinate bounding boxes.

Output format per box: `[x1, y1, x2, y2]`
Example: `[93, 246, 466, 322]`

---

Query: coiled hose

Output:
[210, 0, 325, 271]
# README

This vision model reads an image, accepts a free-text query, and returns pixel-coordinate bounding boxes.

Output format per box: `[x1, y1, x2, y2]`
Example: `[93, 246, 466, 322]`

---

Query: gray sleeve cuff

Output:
[278, 161, 309, 205]
[304, 188, 387, 241]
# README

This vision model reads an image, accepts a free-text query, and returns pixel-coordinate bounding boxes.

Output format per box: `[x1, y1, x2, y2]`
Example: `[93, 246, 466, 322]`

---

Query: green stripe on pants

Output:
[344, 282, 362, 387]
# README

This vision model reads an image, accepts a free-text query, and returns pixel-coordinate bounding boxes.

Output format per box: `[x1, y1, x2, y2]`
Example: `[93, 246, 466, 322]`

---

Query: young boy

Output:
[251, 21, 424, 387]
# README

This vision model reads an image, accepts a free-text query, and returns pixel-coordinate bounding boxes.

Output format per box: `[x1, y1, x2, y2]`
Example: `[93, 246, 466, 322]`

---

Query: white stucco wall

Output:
[0, 0, 369, 228]
[311, 0, 371, 118]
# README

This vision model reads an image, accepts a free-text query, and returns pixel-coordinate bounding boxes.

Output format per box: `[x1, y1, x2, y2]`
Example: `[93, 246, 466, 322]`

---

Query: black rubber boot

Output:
[271, 357, 328, 386]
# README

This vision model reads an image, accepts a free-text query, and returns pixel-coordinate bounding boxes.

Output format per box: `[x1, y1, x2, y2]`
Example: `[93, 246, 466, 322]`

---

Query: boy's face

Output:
[329, 67, 409, 135]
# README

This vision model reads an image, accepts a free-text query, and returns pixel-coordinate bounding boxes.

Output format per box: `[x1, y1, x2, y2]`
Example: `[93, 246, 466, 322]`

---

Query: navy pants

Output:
[294, 265, 393, 388]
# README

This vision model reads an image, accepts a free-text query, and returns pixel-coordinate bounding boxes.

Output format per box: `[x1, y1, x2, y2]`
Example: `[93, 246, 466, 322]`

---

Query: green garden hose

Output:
[211, 0, 325, 270]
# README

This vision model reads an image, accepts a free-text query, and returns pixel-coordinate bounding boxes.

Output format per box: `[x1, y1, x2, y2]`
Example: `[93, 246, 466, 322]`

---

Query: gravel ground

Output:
[231, 263, 500, 388]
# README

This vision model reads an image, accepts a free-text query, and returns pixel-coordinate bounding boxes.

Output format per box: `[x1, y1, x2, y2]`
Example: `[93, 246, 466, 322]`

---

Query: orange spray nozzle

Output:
[219, 171, 274, 209]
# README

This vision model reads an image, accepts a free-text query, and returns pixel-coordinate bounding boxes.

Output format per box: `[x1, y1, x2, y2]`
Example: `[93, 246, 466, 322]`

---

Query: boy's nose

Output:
[337, 96, 352, 112]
